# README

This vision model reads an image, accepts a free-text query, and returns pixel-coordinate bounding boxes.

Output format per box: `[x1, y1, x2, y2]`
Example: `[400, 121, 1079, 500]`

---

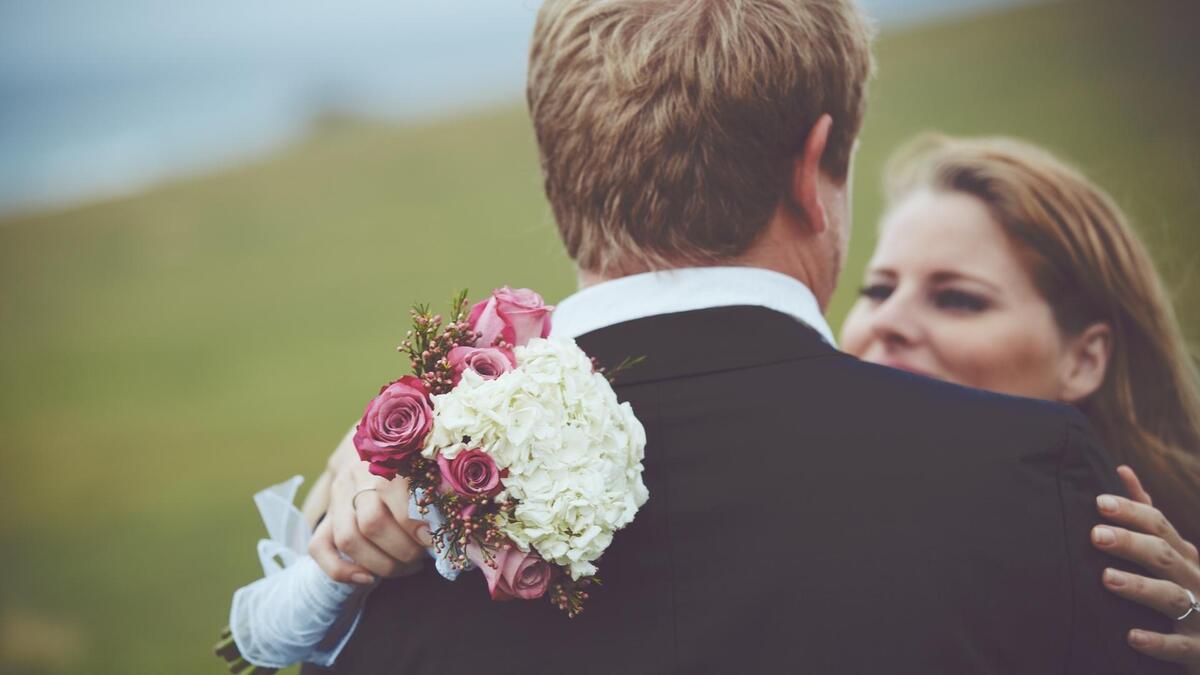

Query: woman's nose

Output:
[870, 292, 922, 347]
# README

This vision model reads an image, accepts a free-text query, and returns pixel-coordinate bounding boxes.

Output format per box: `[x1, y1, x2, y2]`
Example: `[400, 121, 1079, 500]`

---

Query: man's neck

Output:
[577, 268, 610, 289]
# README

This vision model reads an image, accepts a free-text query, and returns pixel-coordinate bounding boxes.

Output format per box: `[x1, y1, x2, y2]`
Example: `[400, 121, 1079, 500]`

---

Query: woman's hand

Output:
[306, 424, 433, 585]
[1092, 465, 1200, 671]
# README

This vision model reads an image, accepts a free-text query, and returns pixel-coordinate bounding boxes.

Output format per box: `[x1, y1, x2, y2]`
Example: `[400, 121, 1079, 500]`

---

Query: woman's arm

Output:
[1093, 465, 1200, 673]
[301, 472, 332, 530]
[299, 426, 358, 529]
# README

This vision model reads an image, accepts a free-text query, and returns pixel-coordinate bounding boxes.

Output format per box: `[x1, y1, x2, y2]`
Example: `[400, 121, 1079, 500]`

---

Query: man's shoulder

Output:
[815, 354, 1082, 425]
[719, 348, 1085, 442]
[579, 304, 1090, 448]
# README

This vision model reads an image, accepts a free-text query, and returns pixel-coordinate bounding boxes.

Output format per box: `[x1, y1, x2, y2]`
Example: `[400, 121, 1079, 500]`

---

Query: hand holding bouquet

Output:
[352, 287, 649, 616]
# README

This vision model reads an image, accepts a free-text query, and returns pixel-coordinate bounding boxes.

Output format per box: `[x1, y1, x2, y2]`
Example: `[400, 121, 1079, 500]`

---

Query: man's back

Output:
[315, 306, 1174, 674]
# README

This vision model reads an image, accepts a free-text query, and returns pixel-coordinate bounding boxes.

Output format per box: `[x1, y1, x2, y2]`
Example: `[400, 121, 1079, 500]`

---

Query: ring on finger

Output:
[1177, 588, 1200, 621]
[351, 487, 378, 512]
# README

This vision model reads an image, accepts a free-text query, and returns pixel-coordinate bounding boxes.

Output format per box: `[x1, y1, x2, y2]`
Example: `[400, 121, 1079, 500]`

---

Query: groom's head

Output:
[528, 0, 873, 298]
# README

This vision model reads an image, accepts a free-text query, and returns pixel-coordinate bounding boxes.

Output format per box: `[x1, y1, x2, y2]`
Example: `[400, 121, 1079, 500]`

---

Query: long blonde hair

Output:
[887, 134, 1200, 541]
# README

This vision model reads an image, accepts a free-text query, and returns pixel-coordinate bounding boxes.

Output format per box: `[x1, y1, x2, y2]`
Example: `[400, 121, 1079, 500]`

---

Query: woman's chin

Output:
[874, 358, 942, 382]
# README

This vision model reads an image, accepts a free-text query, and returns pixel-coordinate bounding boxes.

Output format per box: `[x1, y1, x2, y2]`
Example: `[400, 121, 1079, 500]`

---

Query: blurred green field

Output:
[1, 0, 1197, 673]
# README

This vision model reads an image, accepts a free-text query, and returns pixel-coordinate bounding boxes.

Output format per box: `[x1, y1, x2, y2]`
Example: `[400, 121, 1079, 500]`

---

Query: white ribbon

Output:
[254, 475, 311, 574]
[228, 476, 471, 668]
[229, 476, 367, 668]
[410, 487, 474, 581]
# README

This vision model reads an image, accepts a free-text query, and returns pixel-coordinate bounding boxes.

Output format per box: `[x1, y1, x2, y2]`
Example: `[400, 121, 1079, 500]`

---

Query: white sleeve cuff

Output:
[229, 555, 369, 668]
[227, 475, 370, 668]
[227, 476, 469, 669]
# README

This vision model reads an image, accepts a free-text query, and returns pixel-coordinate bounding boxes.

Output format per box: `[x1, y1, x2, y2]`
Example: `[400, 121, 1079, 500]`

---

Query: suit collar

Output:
[551, 266, 836, 347]
[573, 305, 841, 386]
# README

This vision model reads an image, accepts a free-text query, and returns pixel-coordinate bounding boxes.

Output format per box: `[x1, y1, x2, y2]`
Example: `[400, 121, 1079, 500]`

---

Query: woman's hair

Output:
[886, 134, 1200, 541]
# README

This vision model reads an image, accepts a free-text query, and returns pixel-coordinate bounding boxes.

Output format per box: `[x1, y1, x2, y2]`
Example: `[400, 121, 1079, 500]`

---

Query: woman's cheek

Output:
[839, 302, 872, 356]
[933, 318, 1062, 399]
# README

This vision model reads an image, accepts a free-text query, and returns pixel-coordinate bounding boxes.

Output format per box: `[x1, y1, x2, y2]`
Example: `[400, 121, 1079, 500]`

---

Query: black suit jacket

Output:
[307, 307, 1178, 674]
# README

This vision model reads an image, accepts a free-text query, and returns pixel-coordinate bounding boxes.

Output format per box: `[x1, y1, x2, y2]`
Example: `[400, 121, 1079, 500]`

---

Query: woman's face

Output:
[840, 189, 1074, 401]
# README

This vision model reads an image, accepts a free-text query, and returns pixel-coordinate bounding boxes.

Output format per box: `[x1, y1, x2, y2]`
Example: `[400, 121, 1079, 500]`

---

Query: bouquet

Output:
[352, 287, 649, 616]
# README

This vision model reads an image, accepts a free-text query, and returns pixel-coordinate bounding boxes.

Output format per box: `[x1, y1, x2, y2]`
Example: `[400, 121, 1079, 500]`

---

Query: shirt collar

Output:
[550, 266, 837, 347]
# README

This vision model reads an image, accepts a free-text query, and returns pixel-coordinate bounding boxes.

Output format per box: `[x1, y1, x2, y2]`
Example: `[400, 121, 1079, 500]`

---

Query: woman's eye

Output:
[859, 283, 893, 302]
[933, 289, 988, 312]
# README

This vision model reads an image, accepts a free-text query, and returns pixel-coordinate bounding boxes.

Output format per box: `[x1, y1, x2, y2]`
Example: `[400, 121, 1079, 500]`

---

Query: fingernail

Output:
[1129, 630, 1150, 647]
[1103, 568, 1127, 588]
[416, 523, 435, 547]
[351, 573, 374, 585]
[1096, 495, 1119, 513]
[1093, 526, 1115, 546]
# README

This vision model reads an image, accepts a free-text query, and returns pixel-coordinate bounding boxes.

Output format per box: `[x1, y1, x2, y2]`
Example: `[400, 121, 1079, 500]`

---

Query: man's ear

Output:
[787, 114, 834, 235]
[1059, 322, 1112, 403]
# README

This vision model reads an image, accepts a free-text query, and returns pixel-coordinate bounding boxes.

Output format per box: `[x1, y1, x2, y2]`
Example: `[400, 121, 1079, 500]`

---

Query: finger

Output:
[354, 490, 426, 568]
[374, 475, 413, 527]
[309, 519, 374, 585]
[374, 475, 436, 550]
[1127, 629, 1200, 665]
[1096, 494, 1193, 565]
[1103, 568, 1198, 619]
[329, 474, 402, 577]
[1116, 465, 1152, 506]
[332, 498, 400, 577]
[1092, 525, 1200, 590]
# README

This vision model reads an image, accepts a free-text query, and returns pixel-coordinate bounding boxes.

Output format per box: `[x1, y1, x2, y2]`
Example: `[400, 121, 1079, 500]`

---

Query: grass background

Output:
[1, 0, 1197, 673]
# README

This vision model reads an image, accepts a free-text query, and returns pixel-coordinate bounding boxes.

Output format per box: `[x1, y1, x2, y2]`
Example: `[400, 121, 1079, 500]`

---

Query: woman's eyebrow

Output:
[929, 269, 1001, 293]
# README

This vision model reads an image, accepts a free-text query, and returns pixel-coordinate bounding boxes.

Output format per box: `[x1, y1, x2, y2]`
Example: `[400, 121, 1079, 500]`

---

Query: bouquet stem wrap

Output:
[220, 476, 370, 670]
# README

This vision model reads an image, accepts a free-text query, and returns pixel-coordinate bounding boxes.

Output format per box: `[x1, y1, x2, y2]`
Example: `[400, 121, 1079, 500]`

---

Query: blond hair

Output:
[528, 0, 875, 276]
[887, 134, 1200, 541]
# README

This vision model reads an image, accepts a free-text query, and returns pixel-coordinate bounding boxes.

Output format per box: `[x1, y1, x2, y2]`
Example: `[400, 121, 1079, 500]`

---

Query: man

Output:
[305, 0, 1175, 672]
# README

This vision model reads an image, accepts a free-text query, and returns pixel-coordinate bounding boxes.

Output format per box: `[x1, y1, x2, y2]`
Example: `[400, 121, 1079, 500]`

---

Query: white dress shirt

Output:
[229, 265, 835, 668]
[552, 266, 835, 345]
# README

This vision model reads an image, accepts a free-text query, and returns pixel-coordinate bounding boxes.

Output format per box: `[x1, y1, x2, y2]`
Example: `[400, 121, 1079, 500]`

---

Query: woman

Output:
[841, 134, 1200, 669]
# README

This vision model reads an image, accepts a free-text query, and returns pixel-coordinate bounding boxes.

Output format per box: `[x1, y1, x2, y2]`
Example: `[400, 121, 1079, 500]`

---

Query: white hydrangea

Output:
[423, 337, 649, 579]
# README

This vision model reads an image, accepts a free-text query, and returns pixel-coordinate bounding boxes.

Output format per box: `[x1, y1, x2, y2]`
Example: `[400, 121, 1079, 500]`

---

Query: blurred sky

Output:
[0, 0, 1031, 216]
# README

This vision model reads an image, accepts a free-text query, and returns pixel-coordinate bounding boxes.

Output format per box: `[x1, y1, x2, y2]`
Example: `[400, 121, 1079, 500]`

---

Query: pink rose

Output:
[352, 375, 433, 479]
[437, 449, 504, 498]
[466, 542, 557, 601]
[468, 287, 554, 348]
[446, 346, 516, 386]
